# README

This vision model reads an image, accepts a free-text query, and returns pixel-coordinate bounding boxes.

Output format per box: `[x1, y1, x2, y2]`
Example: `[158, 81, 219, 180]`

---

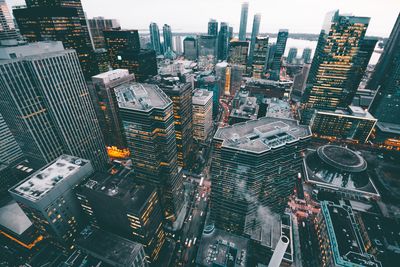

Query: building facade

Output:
[208, 19, 218, 36]
[192, 89, 213, 143]
[149, 22, 162, 55]
[162, 24, 173, 53]
[252, 37, 269, 79]
[217, 22, 229, 60]
[183, 36, 197, 60]
[268, 29, 288, 80]
[239, 2, 249, 41]
[88, 16, 120, 49]
[248, 14, 261, 66]
[228, 40, 249, 70]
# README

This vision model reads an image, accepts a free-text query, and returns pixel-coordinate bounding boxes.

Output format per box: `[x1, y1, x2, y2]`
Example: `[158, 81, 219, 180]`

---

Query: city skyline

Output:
[7, 0, 399, 37]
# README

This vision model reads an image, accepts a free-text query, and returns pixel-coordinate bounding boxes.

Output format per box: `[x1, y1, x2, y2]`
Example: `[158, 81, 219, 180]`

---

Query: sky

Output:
[7, 0, 400, 37]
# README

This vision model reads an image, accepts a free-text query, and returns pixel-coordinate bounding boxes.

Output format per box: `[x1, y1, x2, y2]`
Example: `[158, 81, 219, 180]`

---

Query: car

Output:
[202, 192, 205, 198]
[193, 237, 197, 245]
[200, 211, 204, 217]
[188, 239, 192, 248]
[185, 238, 189, 246]
[189, 215, 192, 221]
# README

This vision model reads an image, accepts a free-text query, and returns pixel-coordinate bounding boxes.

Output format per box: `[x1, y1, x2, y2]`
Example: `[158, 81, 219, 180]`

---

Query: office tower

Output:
[228, 26, 233, 41]
[173, 35, 182, 54]
[115, 83, 184, 222]
[158, 80, 193, 168]
[163, 24, 173, 53]
[287, 48, 297, 64]
[368, 13, 400, 125]
[266, 43, 276, 70]
[301, 11, 370, 123]
[183, 36, 197, 60]
[0, 113, 23, 165]
[239, 2, 249, 41]
[218, 22, 229, 60]
[198, 34, 218, 58]
[13, 0, 96, 78]
[149, 22, 162, 54]
[76, 228, 148, 267]
[104, 30, 157, 81]
[0, 0, 18, 45]
[228, 40, 249, 69]
[252, 37, 269, 79]
[208, 19, 218, 36]
[0, 42, 108, 171]
[91, 69, 135, 148]
[248, 14, 261, 66]
[77, 172, 165, 262]
[268, 29, 288, 80]
[88, 17, 120, 49]
[192, 89, 213, 143]
[301, 48, 312, 64]
[291, 64, 311, 99]
[210, 117, 310, 234]
[93, 48, 110, 73]
[9, 155, 94, 244]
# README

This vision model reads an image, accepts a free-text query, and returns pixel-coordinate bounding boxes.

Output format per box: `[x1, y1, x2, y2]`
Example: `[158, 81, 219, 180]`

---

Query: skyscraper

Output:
[13, 0, 96, 78]
[0, 113, 23, 165]
[173, 35, 182, 54]
[163, 24, 173, 53]
[301, 48, 312, 64]
[228, 26, 233, 41]
[183, 36, 197, 60]
[149, 22, 162, 54]
[88, 17, 120, 49]
[228, 40, 249, 69]
[301, 11, 370, 123]
[248, 13, 261, 66]
[210, 117, 311, 234]
[368, 13, 400, 125]
[208, 19, 218, 36]
[238, 2, 249, 41]
[192, 89, 213, 143]
[268, 29, 288, 80]
[252, 37, 269, 79]
[0, 42, 108, 171]
[218, 22, 229, 60]
[287, 47, 298, 64]
[0, 0, 18, 45]
[115, 83, 184, 222]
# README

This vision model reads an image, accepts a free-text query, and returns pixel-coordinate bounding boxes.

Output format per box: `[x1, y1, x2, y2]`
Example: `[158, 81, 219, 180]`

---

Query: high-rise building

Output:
[291, 64, 311, 99]
[103, 29, 140, 64]
[0, 0, 18, 45]
[9, 155, 94, 244]
[162, 24, 173, 53]
[228, 90, 259, 125]
[0, 42, 108, 171]
[218, 22, 229, 60]
[88, 16, 120, 49]
[192, 89, 213, 143]
[93, 48, 111, 74]
[0, 113, 23, 165]
[368, 13, 400, 126]
[198, 34, 218, 58]
[210, 117, 310, 234]
[268, 29, 288, 80]
[228, 40, 249, 69]
[173, 35, 182, 54]
[149, 22, 162, 55]
[248, 14, 261, 66]
[115, 83, 184, 222]
[266, 43, 276, 70]
[157, 79, 193, 168]
[208, 19, 218, 36]
[91, 69, 135, 148]
[238, 2, 249, 41]
[301, 48, 312, 64]
[183, 36, 197, 60]
[252, 37, 269, 79]
[301, 11, 370, 123]
[228, 26, 233, 41]
[13, 0, 96, 78]
[287, 47, 297, 64]
[77, 171, 165, 262]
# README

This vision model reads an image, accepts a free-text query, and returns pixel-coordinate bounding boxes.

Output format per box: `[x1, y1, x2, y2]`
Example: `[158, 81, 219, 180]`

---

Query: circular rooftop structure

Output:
[317, 145, 367, 173]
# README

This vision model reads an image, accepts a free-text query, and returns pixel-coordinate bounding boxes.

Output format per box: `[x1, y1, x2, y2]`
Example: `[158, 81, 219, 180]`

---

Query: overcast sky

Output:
[7, 0, 400, 37]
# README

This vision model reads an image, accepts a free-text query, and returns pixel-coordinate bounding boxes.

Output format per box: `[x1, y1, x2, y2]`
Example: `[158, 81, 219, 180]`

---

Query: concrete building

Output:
[183, 36, 197, 60]
[228, 40, 249, 70]
[229, 90, 259, 125]
[251, 37, 269, 79]
[9, 155, 94, 244]
[192, 89, 213, 143]
[0, 0, 19, 45]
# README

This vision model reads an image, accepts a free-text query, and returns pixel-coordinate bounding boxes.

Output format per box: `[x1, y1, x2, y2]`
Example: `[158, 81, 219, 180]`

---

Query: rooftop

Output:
[91, 69, 131, 84]
[10, 155, 89, 201]
[115, 82, 171, 111]
[317, 145, 367, 173]
[316, 106, 376, 120]
[265, 98, 293, 119]
[230, 91, 259, 121]
[376, 122, 400, 135]
[193, 89, 213, 105]
[214, 117, 311, 153]
[0, 41, 65, 60]
[0, 200, 32, 235]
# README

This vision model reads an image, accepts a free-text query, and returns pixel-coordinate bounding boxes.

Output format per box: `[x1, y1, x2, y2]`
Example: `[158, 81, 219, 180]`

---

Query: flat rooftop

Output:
[317, 106, 376, 120]
[115, 82, 171, 111]
[230, 92, 259, 120]
[10, 155, 89, 201]
[265, 98, 293, 119]
[214, 117, 311, 153]
[0, 200, 32, 235]
[376, 122, 400, 135]
[0, 41, 65, 60]
[92, 69, 130, 82]
[193, 89, 213, 105]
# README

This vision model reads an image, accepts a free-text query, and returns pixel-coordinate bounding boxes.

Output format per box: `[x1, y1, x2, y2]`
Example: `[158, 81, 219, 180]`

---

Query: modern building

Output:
[93, 48, 111, 73]
[368, 13, 400, 126]
[0, 0, 19, 45]
[268, 29, 288, 80]
[252, 37, 269, 79]
[103, 29, 140, 64]
[0, 113, 23, 165]
[208, 19, 218, 36]
[316, 201, 382, 267]
[304, 145, 380, 199]
[217, 22, 229, 60]
[265, 98, 293, 119]
[210, 117, 311, 234]
[238, 2, 249, 41]
[88, 16, 120, 49]
[162, 24, 173, 53]
[77, 171, 165, 262]
[301, 48, 312, 64]
[291, 64, 311, 100]
[229, 90, 259, 125]
[173, 35, 182, 54]
[286, 48, 297, 64]
[76, 227, 148, 267]
[91, 69, 135, 148]
[13, 0, 96, 78]
[115, 83, 184, 222]
[310, 106, 377, 143]
[192, 89, 213, 143]
[301, 11, 371, 123]
[228, 40, 249, 70]
[198, 34, 218, 59]
[149, 22, 162, 54]
[0, 42, 108, 171]
[9, 155, 94, 244]
[183, 36, 197, 60]
[248, 14, 261, 66]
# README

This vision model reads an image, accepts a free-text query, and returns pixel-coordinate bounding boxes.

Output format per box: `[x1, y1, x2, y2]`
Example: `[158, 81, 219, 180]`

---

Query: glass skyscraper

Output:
[238, 2, 249, 41]
[218, 22, 229, 60]
[208, 19, 218, 36]
[251, 37, 269, 79]
[88, 17, 120, 49]
[163, 24, 173, 53]
[248, 13, 261, 66]
[268, 29, 288, 80]
[149, 22, 162, 55]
